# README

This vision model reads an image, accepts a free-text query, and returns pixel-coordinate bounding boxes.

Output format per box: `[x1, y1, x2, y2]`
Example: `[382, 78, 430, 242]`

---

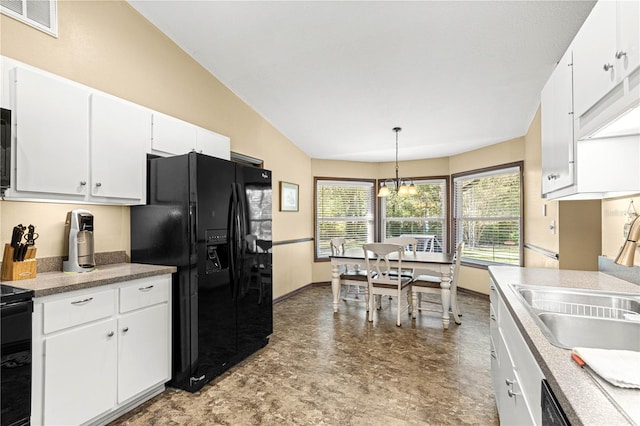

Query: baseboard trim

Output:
[457, 287, 489, 299]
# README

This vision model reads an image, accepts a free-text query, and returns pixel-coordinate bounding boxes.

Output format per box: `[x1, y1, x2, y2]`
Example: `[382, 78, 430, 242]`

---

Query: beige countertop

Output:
[3, 263, 176, 297]
[489, 266, 640, 426]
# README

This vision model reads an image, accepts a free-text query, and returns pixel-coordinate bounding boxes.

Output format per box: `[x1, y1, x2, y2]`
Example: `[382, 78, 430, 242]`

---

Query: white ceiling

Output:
[128, 0, 595, 162]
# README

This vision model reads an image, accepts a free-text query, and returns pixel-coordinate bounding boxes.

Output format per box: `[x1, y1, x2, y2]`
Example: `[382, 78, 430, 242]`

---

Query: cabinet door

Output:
[44, 319, 117, 425]
[497, 330, 536, 426]
[617, 0, 640, 81]
[90, 94, 150, 202]
[541, 49, 574, 194]
[196, 127, 231, 160]
[14, 67, 89, 196]
[573, 0, 617, 118]
[118, 303, 170, 403]
[151, 112, 197, 155]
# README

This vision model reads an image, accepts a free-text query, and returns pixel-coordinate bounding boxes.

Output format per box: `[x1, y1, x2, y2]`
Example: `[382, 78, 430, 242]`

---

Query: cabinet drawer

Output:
[120, 276, 170, 313]
[43, 289, 116, 334]
[489, 278, 498, 308]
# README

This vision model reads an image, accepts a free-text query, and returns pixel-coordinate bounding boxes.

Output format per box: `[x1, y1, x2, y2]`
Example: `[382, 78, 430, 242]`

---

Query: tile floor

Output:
[111, 286, 499, 425]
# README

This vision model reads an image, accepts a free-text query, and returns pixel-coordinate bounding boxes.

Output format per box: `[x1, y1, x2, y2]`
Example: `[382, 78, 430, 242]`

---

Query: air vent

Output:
[1, 0, 57, 37]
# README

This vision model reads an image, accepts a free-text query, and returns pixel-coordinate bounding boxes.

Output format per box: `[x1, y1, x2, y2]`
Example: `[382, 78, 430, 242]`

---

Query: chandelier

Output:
[377, 127, 417, 197]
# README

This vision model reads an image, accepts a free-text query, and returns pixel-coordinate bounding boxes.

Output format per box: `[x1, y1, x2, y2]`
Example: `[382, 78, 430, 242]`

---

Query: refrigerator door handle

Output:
[229, 184, 238, 301]
[189, 202, 197, 265]
[236, 183, 247, 286]
[234, 183, 244, 296]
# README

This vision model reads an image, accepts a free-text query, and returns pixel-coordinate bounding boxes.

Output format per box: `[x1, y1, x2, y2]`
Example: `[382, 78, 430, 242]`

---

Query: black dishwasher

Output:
[1, 284, 34, 426]
[541, 379, 570, 426]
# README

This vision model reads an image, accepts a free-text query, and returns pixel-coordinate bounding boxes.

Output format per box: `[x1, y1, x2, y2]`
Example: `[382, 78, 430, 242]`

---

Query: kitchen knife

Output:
[10, 224, 25, 248]
[11, 224, 26, 261]
[16, 244, 28, 261]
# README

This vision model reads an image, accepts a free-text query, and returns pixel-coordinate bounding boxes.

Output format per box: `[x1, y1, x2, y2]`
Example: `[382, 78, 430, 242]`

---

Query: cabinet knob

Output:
[603, 63, 614, 71]
[507, 389, 520, 398]
[122, 327, 129, 333]
[71, 297, 93, 305]
[505, 378, 515, 386]
[547, 174, 559, 181]
[95, 182, 102, 187]
[616, 50, 627, 60]
[490, 349, 497, 359]
[80, 181, 87, 186]
[490, 314, 497, 321]
[107, 331, 114, 337]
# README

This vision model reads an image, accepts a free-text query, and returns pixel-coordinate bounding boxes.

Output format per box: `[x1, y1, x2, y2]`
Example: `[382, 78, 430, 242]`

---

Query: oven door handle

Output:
[0, 299, 33, 317]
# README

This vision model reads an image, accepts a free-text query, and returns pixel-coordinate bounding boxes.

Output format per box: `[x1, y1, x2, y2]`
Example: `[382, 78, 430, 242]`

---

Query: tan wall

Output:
[449, 137, 525, 175]
[558, 200, 602, 270]
[1, 201, 130, 256]
[0, 1, 312, 299]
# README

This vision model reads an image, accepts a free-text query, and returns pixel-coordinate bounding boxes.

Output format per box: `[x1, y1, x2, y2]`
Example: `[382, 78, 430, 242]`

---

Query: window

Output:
[315, 178, 375, 259]
[381, 178, 448, 252]
[452, 163, 523, 266]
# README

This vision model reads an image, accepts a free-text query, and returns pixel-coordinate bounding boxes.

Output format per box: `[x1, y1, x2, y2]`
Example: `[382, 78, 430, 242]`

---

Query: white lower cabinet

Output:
[118, 304, 169, 403]
[32, 275, 171, 426]
[44, 319, 117, 425]
[490, 278, 544, 426]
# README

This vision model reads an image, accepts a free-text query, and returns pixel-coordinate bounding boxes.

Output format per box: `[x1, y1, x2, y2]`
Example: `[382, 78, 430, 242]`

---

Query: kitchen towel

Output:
[572, 347, 640, 389]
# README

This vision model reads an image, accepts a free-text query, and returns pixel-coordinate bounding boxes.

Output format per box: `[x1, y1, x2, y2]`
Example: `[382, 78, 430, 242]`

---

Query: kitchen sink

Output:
[510, 284, 640, 350]
[537, 312, 640, 351]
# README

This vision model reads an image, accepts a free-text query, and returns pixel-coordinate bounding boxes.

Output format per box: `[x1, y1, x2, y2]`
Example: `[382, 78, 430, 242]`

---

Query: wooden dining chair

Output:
[385, 236, 418, 279]
[411, 242, 464, 324]
[330, 238, 369, 307]
[363, 243, 412, 327]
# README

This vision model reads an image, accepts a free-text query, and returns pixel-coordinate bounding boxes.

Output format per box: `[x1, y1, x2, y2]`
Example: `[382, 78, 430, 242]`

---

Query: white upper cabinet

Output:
[13, 67, 90, 197]
[150, 112, 197, 155]
[6, 63, 147, 205]
[90, 93, 150, 203]
[151, 112, 231, 160]
[541, 49, 575, 195]
[617, 0, 640, 82]
[196, 127, 231, 160]
[2, 57, 231, 205]
[542, 0, 640, 200]
[572, 0, 617, 118]
[573, 0, 640, 136]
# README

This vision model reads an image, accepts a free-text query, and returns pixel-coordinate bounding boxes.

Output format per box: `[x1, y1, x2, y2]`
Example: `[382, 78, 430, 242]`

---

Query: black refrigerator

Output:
[131, 152, 272, 392]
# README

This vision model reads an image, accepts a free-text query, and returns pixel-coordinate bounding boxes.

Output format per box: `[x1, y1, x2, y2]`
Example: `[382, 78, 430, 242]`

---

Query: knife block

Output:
[1, 244, 37, 281]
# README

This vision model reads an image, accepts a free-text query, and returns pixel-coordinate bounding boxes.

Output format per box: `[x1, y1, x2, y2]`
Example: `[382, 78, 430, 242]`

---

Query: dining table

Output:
[329, 247, 455, 329]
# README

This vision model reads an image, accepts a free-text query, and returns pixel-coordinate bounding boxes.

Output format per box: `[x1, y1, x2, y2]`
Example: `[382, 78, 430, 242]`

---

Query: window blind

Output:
[381, 178, 447, 252]
[315, 179, 375, 258]
[453, 165, 522, 266]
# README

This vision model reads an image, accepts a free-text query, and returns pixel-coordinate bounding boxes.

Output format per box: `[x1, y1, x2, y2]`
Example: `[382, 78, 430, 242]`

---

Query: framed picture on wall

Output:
[279, 181, 299, 212]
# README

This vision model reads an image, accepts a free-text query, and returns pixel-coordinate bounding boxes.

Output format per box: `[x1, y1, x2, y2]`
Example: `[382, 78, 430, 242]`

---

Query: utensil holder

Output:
[1, 244, 37, 281]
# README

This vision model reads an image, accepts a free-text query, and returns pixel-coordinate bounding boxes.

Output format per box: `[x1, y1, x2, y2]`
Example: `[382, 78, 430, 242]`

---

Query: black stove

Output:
[0, 284, 34, 304]
[1, 283, 33, 426]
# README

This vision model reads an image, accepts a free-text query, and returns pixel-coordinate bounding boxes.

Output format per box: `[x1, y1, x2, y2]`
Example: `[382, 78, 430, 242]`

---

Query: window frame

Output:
[451, 161, 524, 268]
[377, 175, 450, 253]
[314, 177, 376, 261]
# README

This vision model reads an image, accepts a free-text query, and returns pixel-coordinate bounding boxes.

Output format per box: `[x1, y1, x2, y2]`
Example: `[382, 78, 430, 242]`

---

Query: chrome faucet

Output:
[614, 215, 640, 267]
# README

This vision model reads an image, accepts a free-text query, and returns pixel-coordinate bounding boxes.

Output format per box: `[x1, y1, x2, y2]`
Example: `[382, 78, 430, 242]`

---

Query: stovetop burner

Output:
[0, 284, 34, 304]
